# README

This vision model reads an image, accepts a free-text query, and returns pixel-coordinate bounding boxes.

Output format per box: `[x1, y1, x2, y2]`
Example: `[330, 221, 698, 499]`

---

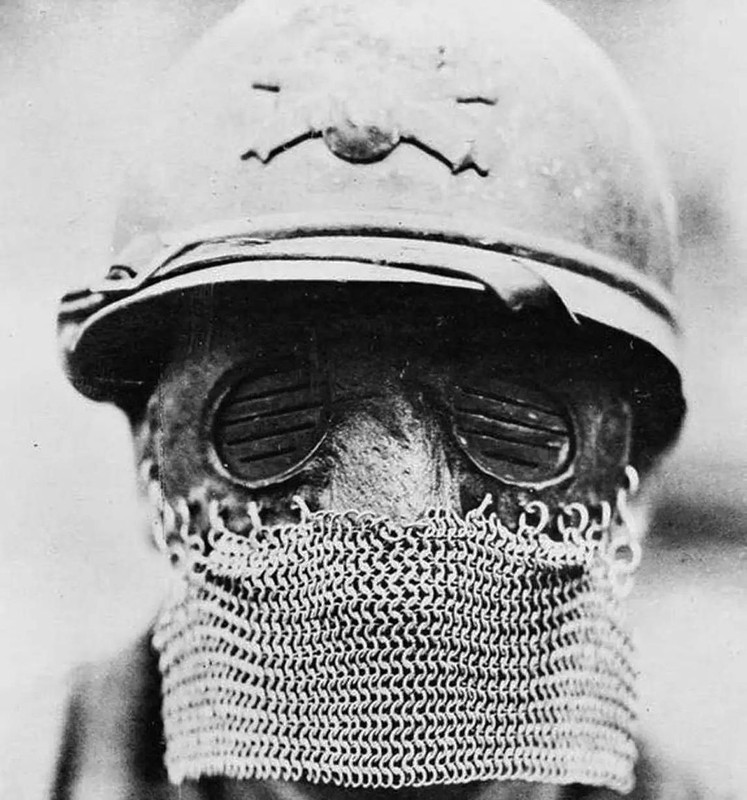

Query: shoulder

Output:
[49, 632, 175, 800]
[47, 637, 733, 800]
[571, 739, 735, 800]
[0, 672, 69, 799]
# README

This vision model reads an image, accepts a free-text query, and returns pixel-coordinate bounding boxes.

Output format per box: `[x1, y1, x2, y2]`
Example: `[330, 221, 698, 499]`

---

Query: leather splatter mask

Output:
[137, 284, 644, 795]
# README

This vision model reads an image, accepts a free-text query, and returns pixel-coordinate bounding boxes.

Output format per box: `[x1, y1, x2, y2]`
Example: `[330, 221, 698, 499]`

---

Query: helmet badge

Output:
[241, 74, 496, 176]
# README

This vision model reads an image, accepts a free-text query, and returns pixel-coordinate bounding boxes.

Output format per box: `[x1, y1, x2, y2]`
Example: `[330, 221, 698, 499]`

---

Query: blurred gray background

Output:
[1, 1, 745, 796]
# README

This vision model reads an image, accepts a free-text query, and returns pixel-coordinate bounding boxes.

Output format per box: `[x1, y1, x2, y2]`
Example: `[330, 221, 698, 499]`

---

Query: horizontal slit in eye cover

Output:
[453, 378, 573, 484]
[214, 365, 327, 486]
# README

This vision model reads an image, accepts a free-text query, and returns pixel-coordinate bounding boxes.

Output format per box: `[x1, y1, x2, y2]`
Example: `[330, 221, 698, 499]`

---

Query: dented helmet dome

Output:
[58, 0, 684, 453]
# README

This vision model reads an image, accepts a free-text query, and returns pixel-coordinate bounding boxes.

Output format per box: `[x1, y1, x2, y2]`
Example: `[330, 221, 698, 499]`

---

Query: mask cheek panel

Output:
[452, 376, 575, 487]
[212, 361, 329, 488]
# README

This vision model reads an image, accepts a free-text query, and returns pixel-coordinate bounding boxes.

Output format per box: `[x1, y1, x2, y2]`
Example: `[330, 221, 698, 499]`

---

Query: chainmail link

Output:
[151, 494, 639, 793]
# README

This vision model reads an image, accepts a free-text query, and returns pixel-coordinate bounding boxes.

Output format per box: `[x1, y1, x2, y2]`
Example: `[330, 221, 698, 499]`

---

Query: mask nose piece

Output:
[322, 391, 459, 522]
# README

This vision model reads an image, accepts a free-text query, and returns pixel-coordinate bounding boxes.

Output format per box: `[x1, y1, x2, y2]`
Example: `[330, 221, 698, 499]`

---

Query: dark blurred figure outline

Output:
[52, 1, 702, 797]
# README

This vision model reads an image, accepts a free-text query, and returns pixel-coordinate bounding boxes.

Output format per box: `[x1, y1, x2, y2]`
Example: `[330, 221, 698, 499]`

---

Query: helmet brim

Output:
[58, 221, 683, 458]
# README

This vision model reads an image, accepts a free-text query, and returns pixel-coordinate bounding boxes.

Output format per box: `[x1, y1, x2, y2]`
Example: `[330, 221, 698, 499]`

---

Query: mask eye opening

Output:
[206, 346, 331, 490]
[451, 372, 577, 489]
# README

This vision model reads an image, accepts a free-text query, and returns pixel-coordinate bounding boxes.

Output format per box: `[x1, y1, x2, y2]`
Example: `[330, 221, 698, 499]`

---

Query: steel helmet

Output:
[58, 0, 684, 457]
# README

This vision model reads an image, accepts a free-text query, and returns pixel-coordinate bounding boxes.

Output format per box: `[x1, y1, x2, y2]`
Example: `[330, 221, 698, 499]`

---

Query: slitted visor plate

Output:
[213, 362, 328, 487]
[452, 377, 573, 485]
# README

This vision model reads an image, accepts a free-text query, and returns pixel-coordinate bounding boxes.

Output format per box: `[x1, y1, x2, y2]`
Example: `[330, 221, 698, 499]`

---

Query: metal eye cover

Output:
[452, 375, 575, 487]
[212, 358, 329, 488]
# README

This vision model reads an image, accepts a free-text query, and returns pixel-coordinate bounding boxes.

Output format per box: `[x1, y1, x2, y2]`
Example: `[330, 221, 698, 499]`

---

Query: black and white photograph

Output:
[1, 1, 745, 797]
